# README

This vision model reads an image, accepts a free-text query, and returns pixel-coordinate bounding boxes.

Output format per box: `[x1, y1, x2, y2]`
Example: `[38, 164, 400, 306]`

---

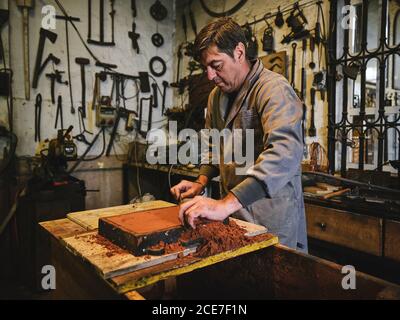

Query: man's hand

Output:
[179, 193, 243, 229]
[170, 180, 204, 201]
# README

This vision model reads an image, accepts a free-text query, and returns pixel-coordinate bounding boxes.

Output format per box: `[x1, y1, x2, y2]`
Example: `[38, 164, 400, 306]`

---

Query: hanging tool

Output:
[34, 93, 42, 142]
[290, 43, 297, 90]
[275, 6, 284, 28]
[128, 22, 140, 53]
[308, 88, 316, 137]
[131, 0, 137, 17]
[161, 80, 169, 114]
[75, 57, 90, 118]
[262, 16, 274, 53]
[16, 1, 33, 100]
[55, 95, 64, 131]
[281, 2, 310, 44]
[138, 96, 153, 135]
[151, 33, 164, 47]
[87, 0, 116, 46]
[150, 0, 168, 21]
[32, 28, 58, 89]
[309, 36, 316, 69]
[301, 39, 308, 157]
[152, 83, 158, 109]
[46, 70, 68, 104]
[56, 14, 81, 114]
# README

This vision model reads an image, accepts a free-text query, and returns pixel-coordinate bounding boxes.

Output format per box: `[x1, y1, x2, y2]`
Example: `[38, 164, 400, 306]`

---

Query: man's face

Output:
[201, 44, 245, 93]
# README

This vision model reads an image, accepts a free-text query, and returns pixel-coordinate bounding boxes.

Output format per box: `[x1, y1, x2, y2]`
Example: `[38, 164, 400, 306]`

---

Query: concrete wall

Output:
[0, 0, 175, 209]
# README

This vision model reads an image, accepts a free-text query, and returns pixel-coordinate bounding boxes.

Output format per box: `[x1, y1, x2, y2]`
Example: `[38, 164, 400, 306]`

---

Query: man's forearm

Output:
[222, 192, 243, 214]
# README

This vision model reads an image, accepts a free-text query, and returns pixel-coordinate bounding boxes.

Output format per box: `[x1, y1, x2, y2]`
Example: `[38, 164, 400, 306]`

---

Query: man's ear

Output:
[235, 42, 246, 62]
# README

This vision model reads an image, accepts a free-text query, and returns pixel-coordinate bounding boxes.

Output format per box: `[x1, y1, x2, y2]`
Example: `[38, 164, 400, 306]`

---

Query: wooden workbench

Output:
[39, 201, 277, 299]
[39, 201, 400, 300]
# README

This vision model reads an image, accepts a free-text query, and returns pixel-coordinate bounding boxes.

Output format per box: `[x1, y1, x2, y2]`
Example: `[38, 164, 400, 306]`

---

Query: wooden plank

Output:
[39, 218, 87, 240]
[109, 234, 279, 294]
[61, 231, 197, 279]
[67, 200, 176, 230]
[60, 217, 269, 280]
[315, 182, 340, 191]
[305, 203, 382, 256]
[124, 291, 146, 300]
[384, 219, 400, 262]
[303, 186, 331, 195]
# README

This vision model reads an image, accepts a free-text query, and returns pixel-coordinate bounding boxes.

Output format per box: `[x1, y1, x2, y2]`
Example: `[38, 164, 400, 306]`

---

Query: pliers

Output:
[55, 95, 64, 131]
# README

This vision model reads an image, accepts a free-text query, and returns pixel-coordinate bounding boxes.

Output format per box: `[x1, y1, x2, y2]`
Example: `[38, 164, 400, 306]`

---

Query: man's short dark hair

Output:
[194, 17, 247, 62]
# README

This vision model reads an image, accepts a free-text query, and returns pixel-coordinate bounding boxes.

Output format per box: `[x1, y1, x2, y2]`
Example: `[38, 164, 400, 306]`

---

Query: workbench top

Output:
[39, 201, 278, 299]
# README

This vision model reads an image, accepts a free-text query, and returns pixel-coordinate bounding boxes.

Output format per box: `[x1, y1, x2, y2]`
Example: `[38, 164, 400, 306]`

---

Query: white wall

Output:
[174, 0, 330, 153]
[5, 0, 175, 157]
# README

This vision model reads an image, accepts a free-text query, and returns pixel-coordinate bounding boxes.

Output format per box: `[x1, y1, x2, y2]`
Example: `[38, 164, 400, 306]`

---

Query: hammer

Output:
[75, 57, 90, 118]
[16, 0, 33, 99]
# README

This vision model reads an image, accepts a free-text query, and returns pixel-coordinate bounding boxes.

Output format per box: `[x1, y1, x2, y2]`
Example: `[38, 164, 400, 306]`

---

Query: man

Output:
[170, 17, 307, 252]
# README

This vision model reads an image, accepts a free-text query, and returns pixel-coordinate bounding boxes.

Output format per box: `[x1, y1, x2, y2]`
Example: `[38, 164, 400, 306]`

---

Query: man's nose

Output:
[206, 67, 216, 81]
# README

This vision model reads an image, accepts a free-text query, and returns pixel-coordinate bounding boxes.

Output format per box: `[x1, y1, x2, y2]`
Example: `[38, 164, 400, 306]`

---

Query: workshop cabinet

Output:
[305, 203, 382, 256]
[384, 219, 400, 262]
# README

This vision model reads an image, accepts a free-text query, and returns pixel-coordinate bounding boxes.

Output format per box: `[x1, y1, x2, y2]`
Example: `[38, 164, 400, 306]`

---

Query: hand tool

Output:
[131, 0, 137, 17]
[290, 42, 297, 90]
[128, 22, 140, 53]
[152, 83, 158, 108]
[46, 70, 68, 104]
[309, 36, 316, 69]
[161, 80, 169, 114]
[32, 28, 58, 89]
[56, 14, 80, 114]
[55, 95, 64, 131]
[275, 6, 284, 27]
[308, 88, 316, 137]
[87, 0, 115, 46]
[16, 1, 33, 100]
[138, 96, 153, 135]
[34, 93, 42, 142]
[301, 39, 308, 157]
[150, 0, 168, 21]
[151, 33, 164, 47]
[75, 57, 90, 118]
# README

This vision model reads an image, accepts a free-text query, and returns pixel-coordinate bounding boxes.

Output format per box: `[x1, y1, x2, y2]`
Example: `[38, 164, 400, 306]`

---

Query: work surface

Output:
[39, 200, 278, 299]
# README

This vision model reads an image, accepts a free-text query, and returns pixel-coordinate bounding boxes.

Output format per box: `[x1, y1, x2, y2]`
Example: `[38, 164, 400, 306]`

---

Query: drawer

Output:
[384, 219, 400, 262]
[305, 203, 382, 256]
